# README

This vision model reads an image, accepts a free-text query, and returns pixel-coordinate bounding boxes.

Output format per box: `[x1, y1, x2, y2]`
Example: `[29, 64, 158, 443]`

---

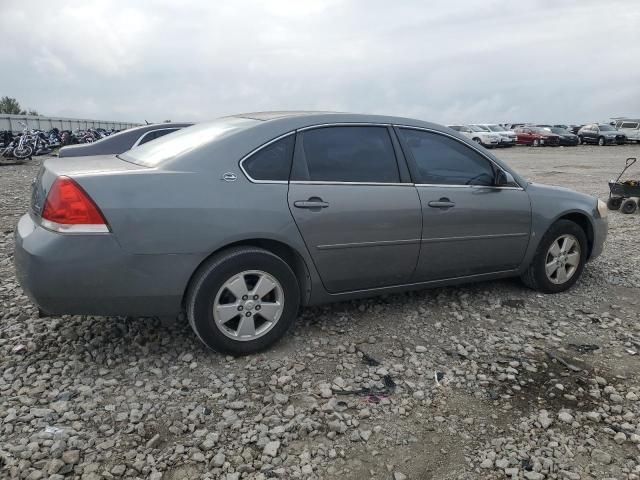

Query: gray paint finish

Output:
[14, 111, 607, 318]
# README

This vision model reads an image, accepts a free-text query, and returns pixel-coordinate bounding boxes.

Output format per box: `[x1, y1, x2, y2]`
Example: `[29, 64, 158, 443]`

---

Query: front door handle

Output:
[294, 197, 329, 209]
[428, 198, 455, 209]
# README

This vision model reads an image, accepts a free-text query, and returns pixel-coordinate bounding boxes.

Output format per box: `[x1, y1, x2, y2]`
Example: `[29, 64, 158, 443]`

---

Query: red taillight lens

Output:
[42, 176, 108, 226]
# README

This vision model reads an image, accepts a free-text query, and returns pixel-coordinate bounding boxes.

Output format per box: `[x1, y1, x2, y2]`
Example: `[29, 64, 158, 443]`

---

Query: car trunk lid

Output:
[31, 155, 147, 217]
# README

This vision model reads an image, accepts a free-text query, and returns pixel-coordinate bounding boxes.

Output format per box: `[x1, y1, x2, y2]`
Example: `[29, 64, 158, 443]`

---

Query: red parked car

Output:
[514, 126, 560, 147]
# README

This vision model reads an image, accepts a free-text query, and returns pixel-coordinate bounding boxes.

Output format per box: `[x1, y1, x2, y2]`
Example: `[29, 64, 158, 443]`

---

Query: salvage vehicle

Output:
[539, 127, 580, 146]
[15, 112, 608, 354]
[514, 126, 560, 146]
[448, 124, 501, 148]
[577, 124, 626, 146]
[58, 123, 193, 157]
[615, 120, 640, 143]
[472, 124, 516, 147]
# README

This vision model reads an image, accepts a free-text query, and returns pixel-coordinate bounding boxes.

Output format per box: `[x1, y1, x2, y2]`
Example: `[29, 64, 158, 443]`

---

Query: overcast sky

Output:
[1, 0, 639, 125]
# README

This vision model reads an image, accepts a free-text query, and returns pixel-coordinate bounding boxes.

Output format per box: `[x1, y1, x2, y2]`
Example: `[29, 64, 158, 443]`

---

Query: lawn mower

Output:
[607, 157, 640, 214]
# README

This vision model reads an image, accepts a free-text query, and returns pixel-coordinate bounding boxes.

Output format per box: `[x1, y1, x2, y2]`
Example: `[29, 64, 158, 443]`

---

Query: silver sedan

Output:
[14, 112, 608, 354]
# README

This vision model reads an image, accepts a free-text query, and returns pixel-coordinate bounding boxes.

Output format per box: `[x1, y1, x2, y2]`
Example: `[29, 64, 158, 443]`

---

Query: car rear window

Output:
[120, 117, 258, 166]
[242, 134, 295, 181]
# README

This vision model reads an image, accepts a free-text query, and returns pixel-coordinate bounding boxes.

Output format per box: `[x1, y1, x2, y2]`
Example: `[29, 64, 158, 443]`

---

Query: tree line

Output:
[0, 96, 39, 116]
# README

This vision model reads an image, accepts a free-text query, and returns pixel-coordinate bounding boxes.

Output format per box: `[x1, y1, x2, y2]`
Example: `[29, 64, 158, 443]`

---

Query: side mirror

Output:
[495, 170, 516, 187]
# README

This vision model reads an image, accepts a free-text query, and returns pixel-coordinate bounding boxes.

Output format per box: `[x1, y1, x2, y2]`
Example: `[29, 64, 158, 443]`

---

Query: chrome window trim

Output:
[132, 128, 179, 148]
[296, 122, 392, 131]
[415, 183, 524, 191]
[238, 132, 295, 184]
[289, 181, 413, 187]
[394, 124, 525, 189]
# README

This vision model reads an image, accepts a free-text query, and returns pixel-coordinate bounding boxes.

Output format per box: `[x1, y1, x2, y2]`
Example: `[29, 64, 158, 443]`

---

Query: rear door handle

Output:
[294, 198, 329, 209]
[428, 198, 455, 209]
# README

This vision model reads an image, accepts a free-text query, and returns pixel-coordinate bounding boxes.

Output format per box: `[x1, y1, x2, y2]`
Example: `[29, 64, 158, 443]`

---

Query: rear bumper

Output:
[14, 214, 199, 316]
[589, 216, 607, 260]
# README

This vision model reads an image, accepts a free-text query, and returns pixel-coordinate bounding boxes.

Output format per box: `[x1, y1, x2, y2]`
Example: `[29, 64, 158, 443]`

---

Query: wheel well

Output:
[559, 213, 594, 258]
[182, 239, 312, 308]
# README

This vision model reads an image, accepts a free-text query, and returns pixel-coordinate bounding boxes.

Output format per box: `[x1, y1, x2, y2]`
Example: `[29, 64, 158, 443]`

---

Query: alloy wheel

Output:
[545, 234, 581, 285]
[213, 270, 284, 341]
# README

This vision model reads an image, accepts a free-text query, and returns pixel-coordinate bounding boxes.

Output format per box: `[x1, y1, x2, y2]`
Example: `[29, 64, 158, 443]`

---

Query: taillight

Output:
[41, 176, 109, 233]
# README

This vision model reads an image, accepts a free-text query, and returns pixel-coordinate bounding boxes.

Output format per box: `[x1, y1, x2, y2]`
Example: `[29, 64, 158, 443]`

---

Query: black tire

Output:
[13, 145, 33, 159]
[473, 138, 483, 146]
[577, 136, 582, 145]
[598, 136, 605, 146]
[532, 138, 540, 147]
[521, 219, 587, 293]
[621, 198, 638, 214]
[186, 246, 300, 355]
[607, 197, 623, 210]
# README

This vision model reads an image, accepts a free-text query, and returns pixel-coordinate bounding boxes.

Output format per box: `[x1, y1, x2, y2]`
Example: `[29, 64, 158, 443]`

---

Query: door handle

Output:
[294, 198, 329, 209]
[428, 198, 455, 209]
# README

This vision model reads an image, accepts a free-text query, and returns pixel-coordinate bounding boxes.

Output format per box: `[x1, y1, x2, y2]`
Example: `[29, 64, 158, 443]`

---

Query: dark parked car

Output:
[15, 112, 607, 354]
[577, 124, 626, 146]
[514, 126, 560, 146]
[539, 127, 579, 146]
[58, 123, 193, 157]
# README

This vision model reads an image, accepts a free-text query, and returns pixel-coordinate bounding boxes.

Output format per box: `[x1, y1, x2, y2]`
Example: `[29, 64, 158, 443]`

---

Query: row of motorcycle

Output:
[0, 122, 120, 161]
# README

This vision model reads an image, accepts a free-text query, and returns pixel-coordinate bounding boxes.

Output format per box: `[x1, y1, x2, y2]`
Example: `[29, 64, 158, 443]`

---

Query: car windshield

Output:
[487, 125, 504, 132]
[550, 127, 569, 134]
[120, 117, 259, 166]
[598, 125, 615, 131]
[469, 125, 486, 132]
[529, 127, 547, 134]
[473, 125, 491, 132]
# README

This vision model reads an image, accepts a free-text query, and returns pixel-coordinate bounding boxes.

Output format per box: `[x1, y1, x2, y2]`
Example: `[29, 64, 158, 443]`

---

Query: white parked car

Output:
[615, 120, 640, 143]
[473, 124, 517, 147]
[448, 125, 501, 149]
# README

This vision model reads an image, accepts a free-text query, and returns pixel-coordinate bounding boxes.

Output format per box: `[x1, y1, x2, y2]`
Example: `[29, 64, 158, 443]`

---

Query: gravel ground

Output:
[2, 145, 640, 480]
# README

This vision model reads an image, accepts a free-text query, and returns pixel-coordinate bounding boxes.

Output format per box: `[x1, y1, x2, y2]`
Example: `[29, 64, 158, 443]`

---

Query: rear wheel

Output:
[186, 246, 300, 355]
[521, 220, 587, 293]
[621, 198, 638, 214]
[13, 145, 33, 159]
[607, 197, 623, 210]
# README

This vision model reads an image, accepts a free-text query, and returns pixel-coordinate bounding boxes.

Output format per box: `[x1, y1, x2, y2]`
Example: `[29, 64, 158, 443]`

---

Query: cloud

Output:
[1, 0, 638, 124]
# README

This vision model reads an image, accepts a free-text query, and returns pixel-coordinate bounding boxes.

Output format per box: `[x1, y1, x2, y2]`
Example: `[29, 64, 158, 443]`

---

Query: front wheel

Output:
[598, 136, 605, 146]
[13, 145, 33, 159]
[521, 220, 587, 293]
[532, 138, 540, 147]
[577, 136, 582, 145]
[621, 198, 638, 214]
[186, 246, 300, 355]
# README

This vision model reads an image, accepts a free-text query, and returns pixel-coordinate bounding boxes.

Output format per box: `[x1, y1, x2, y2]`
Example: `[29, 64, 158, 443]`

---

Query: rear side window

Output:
[621, 122, 639, 129]
[242, 135, 295, 181]
[399, 128, 495, 186]
[296, 126, 399, 183]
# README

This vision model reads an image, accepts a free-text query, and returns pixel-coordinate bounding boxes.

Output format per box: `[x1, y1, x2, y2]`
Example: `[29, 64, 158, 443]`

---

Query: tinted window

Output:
[621, 122, 639, 129]
[298, 126, 399, 183]
[243, 135, 294, 181]
[399, 129, 495, 186]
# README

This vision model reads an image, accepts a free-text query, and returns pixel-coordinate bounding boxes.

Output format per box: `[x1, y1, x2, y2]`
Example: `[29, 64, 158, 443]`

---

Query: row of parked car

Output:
[447, 119, 640, 148]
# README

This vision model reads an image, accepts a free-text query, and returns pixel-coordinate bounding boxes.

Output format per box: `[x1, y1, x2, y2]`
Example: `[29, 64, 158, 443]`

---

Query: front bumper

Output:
[589, 216, 608, 260]
[499, 137, 516, 146]
[14, 214, 198, 316]
[604, 136, 626, 145]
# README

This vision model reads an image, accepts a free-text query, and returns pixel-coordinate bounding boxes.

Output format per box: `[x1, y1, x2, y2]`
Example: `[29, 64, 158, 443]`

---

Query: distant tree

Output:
[0, 96, 40, 115]
[0, 96, 23, 114]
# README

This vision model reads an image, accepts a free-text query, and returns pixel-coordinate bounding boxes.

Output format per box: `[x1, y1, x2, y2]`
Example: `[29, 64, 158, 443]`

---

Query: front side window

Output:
[242, 134, 294, 181]
[398, 128, 496, 186]
[297, 126, 399, 183]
